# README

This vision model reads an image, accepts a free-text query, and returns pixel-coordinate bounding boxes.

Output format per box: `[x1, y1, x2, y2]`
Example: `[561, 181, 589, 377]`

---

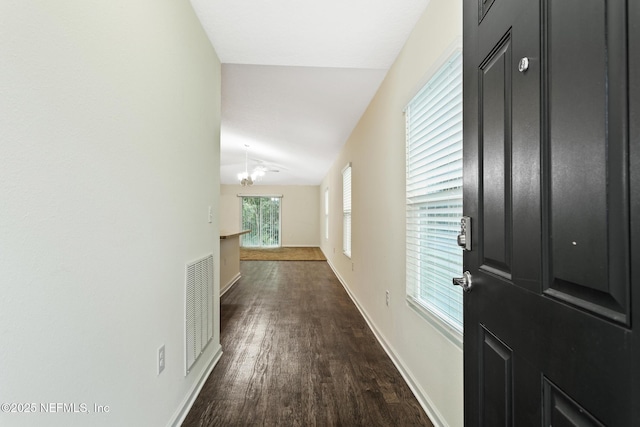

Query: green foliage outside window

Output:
[241, 197, 280, 247]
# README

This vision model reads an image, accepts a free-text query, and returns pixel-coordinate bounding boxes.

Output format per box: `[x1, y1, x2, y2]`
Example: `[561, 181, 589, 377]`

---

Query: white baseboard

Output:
[281, 244, 320, 248]
[168, 346, 223, 427]
[325, 259, 448, 427]
[221, 273, 241, 296]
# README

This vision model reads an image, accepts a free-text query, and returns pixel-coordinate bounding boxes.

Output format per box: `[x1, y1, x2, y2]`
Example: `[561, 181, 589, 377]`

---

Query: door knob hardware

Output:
[518, 57, 530, 73]
[453, 271, 473, 293]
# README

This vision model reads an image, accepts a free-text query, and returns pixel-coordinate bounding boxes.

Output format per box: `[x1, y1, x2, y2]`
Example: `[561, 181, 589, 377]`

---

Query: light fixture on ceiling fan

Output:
[237, 145, 265, 186]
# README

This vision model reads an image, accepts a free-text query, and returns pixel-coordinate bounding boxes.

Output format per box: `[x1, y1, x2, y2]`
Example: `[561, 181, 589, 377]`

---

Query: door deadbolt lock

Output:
[453, 271, 473, 293]
[457, 216, 472, 251]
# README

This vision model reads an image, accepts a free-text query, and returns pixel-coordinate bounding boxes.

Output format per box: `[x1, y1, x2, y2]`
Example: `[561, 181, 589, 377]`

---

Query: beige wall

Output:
[221, 184, 320, 247]
[320, 0, 463, 426]
[0, 1, 221, 426]
[220, 235, 242, 294]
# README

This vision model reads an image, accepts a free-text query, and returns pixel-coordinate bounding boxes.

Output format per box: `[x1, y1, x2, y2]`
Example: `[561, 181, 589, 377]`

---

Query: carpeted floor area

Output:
[240, 246, 326, 261]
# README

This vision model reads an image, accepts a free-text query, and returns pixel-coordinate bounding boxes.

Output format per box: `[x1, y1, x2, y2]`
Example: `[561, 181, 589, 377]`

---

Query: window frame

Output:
[324, 187, 329, 240]
[404, 48, 464, 348]
[238, 195, 283, 248]
[342, 163, 352, 258]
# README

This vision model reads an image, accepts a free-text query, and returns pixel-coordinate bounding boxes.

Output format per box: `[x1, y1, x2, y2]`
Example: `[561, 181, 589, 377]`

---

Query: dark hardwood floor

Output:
[182, 261, 434, 427]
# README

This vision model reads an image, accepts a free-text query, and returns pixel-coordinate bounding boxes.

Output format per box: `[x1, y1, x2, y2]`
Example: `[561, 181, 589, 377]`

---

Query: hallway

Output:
[182, 261, 434, 426]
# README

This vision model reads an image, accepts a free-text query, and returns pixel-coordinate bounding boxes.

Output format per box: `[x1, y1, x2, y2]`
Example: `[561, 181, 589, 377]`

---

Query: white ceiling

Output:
[190, 0, 431, 185]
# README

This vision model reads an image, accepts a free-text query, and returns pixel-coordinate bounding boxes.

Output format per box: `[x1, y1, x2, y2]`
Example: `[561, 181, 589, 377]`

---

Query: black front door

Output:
[463, 0, 639, 424]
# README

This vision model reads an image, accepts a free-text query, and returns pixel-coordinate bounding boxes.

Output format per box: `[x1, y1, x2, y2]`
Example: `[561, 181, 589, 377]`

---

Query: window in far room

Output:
[342, 164, 352, 257]
[240, 196, 281, 248]
[325, 187, 329, 240]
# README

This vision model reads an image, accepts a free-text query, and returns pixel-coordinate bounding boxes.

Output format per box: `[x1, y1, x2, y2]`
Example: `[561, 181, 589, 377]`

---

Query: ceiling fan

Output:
[237, 145, 279, 186]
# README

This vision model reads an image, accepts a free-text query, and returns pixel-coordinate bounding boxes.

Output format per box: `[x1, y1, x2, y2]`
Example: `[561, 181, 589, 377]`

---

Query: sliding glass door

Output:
[240, 196, 281, 247]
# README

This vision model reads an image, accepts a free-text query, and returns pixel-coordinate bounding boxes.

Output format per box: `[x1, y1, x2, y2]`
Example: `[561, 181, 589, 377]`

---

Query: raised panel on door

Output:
[475, 0, 542, 295]
[542, 0, 630, 324]
[479, 327, 513, 426]
[479, 0, 496, 22]
[479, 34, 512, 279]
[543, 378, 605, 427]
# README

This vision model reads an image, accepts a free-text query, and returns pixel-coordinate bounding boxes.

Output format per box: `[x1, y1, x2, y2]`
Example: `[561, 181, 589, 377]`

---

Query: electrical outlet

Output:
[158, 345, 165, 375]
[208, 206, 213, 223]
[351, 262, 354, 271]
[385, 290, 390, 306]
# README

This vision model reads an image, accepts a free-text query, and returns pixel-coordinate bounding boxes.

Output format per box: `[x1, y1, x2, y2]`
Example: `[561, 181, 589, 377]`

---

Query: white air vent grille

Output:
[185, 254, 214, 375]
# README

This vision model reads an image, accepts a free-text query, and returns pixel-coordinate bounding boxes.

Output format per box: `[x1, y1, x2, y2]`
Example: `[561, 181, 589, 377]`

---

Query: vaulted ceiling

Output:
[190, 0, 431, 185]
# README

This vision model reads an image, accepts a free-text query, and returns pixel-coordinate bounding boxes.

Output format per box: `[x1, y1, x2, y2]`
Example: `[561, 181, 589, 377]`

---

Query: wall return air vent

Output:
[185, 254, 214, 375]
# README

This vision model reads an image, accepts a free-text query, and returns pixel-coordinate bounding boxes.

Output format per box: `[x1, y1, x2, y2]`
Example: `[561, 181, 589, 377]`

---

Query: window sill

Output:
[406, 297, 463, 350]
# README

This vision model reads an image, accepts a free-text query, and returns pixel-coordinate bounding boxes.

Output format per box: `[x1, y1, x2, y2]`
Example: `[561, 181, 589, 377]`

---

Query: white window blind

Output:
[240, 196, 281, 248]
[342, 164, 352, 257]
[324, 188, 329, 240]
[405, 50, 463, 335]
